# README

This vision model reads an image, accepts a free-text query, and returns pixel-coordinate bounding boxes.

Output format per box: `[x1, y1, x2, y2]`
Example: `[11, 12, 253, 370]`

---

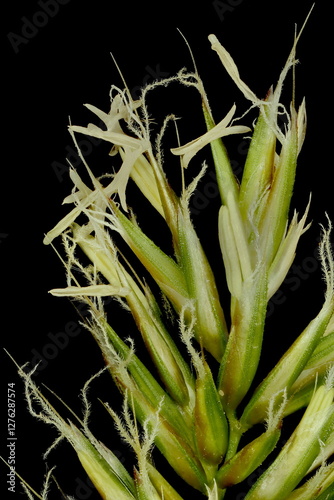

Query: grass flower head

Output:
[11, 9, 334, 499]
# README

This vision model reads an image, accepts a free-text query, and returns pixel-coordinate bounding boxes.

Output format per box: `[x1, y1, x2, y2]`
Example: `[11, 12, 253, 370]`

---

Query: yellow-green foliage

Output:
[13, 11, 334, 500]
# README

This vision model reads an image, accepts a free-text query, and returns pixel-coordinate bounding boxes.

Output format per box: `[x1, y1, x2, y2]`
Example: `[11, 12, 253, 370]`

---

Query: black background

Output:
[1, 1, 332, 499]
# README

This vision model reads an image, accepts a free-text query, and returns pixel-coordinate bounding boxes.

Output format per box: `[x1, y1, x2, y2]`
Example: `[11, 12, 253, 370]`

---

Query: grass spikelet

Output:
[14, 8, 334, 499]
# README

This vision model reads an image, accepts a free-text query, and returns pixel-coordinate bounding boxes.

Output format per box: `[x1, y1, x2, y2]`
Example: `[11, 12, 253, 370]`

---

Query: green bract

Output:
[13, 12, 334, 500]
